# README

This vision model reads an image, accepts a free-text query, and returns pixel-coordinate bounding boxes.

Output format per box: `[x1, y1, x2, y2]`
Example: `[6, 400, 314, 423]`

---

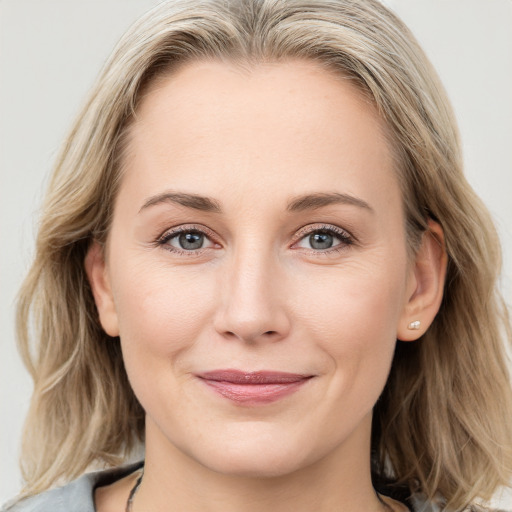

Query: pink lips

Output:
[197, 370, 312, 405]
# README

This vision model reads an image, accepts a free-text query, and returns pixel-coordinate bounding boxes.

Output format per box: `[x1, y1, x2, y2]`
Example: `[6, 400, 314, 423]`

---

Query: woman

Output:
[4, 0, 511, 511]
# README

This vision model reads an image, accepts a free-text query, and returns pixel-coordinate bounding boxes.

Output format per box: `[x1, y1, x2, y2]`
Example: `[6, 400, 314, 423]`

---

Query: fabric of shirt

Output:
[1, 462, 143, 512]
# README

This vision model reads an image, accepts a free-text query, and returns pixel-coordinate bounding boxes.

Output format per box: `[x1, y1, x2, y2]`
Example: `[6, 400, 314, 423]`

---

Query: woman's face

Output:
[94, 60, 417, 477]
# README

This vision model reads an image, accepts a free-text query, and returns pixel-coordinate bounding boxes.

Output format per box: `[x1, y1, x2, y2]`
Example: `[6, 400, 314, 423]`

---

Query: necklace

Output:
[125, 468, 144, 512]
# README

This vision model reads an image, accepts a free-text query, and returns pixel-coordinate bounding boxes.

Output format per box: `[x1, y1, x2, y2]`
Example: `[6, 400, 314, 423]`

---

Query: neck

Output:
[134, 414, 389, 512]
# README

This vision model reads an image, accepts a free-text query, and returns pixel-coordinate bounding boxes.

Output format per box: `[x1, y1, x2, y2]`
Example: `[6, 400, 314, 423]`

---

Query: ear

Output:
[397, 219, 448, 341]
[84, 241, 120, 337]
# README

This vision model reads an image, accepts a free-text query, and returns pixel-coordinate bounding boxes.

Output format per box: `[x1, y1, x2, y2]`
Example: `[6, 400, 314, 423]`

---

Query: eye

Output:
[303, 231, 339, 250]
[171, 231, 207, 250]
[294, 225, 353, 252]
[157, 227, 217, 252]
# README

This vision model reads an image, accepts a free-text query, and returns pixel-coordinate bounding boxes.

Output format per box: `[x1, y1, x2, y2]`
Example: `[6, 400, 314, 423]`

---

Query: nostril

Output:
[222, 330, 279, 342]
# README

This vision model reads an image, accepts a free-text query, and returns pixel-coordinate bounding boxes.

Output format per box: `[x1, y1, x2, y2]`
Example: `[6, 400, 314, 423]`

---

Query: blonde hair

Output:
[16, 0, 512, 509]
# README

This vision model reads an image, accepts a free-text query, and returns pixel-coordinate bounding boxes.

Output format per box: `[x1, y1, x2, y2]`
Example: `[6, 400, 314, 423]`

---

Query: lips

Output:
[197, 369, 312, 405]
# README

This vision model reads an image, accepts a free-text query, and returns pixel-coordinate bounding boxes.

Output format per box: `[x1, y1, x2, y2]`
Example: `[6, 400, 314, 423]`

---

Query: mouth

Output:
[196, 369, 313, 405]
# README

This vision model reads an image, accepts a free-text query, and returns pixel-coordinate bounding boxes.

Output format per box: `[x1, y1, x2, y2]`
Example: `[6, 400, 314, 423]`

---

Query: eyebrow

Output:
[139, 191, 373, 214]
[139, 192, 222, 213]
[286, 192, 374, 213]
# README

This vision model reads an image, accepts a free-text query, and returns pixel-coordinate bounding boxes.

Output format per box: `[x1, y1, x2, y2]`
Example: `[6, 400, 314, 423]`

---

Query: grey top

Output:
[2, 462, 143, 512]
[1, 462, 450, 512]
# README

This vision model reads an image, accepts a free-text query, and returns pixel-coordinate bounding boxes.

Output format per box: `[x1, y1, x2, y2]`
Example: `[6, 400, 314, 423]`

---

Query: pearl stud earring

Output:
[407, 320, 421, 330]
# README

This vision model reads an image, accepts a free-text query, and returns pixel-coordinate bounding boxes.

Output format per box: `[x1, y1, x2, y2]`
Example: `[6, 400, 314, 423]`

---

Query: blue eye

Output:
[159, 228, 216, 252]
[308, 231, 336, 250]
[295, 226, 352, 251]
[175, 231, 205, 250]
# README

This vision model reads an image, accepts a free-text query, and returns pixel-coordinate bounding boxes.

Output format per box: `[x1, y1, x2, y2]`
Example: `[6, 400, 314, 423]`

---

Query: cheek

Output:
[111, 261, 222, 423]
[110, 257, 217, 374]
[291, 257, 407, 389]
[296, 257, 405, 333]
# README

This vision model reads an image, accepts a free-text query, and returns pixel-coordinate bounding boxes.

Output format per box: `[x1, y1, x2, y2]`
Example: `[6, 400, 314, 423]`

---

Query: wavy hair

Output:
[16, 0, 511, 509]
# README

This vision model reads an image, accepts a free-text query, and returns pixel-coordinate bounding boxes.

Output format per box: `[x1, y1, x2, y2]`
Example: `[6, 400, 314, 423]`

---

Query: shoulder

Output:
[408, 494, 510, 512]
[1, 462, 144, 512]
[408, 493, 442, 512]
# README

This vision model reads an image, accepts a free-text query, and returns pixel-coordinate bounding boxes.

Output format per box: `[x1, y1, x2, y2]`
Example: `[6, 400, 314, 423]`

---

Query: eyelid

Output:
[293, 223, 354, 242]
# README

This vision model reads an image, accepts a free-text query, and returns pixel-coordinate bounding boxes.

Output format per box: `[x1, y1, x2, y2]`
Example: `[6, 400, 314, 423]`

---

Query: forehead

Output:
[120, 58, 400, 212]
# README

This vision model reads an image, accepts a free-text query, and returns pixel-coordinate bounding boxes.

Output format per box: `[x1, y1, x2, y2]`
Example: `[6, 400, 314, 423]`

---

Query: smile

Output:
[197, 370, 313, 405]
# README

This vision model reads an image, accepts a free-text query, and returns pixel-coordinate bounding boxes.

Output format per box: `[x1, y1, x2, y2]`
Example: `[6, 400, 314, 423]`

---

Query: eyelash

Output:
[155, 224, 219, 256]
[155, 223, 355, 256]
[292, 224, 354, 254]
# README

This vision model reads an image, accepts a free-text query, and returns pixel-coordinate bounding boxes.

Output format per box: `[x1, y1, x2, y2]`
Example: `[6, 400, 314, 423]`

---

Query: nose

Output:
[213, 248, 291, 344]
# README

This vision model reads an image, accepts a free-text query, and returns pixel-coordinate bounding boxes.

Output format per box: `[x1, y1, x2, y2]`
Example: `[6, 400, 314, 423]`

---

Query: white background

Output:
[1, 0, 511, 507]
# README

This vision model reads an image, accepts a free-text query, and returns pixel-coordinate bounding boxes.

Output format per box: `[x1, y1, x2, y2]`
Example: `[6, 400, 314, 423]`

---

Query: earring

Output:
[407, 320, 421, 330]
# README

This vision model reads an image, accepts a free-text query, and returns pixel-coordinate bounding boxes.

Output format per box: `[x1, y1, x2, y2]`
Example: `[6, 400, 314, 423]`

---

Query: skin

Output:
[88, 59, 446, 512]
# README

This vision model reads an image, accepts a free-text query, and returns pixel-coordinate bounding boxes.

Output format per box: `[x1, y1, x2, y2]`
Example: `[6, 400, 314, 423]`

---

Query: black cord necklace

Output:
[125, 468, 144, 512]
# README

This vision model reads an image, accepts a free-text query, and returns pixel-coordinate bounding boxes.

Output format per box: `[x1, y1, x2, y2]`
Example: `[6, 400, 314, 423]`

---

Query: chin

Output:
[206, 450, 310, 479]
[187, 430, 321, 479]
